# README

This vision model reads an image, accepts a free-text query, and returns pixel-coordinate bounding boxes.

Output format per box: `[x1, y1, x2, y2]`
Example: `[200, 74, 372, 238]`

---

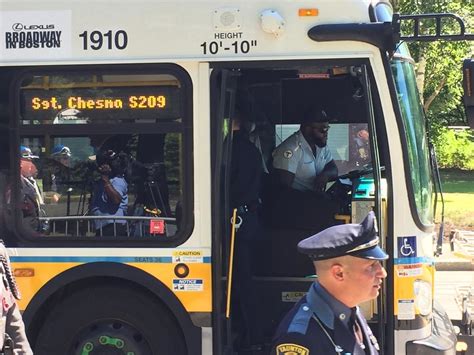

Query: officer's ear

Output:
[330, 263, 345, 281]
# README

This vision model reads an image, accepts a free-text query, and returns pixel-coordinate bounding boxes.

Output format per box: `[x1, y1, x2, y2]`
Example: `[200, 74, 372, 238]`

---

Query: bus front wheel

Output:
[33, 284, 187, 355]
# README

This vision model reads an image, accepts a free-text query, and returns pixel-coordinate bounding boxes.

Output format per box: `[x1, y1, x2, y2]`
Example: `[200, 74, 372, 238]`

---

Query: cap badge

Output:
[346, 237, 379, 253]
[283, 150, 293, 159]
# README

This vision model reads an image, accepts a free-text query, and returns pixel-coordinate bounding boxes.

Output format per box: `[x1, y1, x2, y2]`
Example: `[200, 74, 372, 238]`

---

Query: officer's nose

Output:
[375, 262, 387, 279]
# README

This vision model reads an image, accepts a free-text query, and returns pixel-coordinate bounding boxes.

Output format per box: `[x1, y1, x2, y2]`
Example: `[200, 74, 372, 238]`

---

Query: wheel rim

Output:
[71, 319, 152, 355]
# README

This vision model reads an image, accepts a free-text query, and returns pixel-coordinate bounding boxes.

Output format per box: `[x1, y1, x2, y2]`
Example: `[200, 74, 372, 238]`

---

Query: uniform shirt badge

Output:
[276, 343, 309, 354]
[283, 150, 293, 159]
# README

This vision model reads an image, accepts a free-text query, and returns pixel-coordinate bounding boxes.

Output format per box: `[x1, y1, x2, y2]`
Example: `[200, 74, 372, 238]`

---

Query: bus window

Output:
[275, 122, 371, 175]
[14, 68, 192, 241]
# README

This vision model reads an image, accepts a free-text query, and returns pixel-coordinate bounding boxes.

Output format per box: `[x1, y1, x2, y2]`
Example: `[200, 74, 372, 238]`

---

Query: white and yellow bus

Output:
[0, 0, 471, 354]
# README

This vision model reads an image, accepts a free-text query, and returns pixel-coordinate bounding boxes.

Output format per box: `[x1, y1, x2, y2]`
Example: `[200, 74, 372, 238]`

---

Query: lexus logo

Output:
[12, 23, 23, 31]
[11, 23, 55, 31]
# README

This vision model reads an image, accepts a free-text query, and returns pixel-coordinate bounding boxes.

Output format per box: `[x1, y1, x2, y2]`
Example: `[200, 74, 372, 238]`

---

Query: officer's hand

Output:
[314, 173, 329, 192]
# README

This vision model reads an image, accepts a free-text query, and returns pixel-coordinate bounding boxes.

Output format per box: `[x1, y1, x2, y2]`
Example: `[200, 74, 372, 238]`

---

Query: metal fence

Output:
[38, 215, 177, 237]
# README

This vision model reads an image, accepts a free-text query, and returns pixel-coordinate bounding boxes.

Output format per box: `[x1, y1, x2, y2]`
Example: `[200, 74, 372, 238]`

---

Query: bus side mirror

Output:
[462, 58, 474, 128]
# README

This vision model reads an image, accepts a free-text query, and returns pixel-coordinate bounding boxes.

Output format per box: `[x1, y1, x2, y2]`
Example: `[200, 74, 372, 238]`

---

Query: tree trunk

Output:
[390, 0, 400, 11]
[415, 49, 427, 106]
[424, 78, 446, 112]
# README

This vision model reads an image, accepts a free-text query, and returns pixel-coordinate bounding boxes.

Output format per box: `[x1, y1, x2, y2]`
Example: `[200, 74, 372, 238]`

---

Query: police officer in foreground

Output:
[272, 211, 388, 354]
[0, 241, 33, 354]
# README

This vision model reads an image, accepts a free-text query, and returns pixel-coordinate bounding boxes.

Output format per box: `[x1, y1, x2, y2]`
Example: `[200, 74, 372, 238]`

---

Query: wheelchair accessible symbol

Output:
[398, 236, 417, 257]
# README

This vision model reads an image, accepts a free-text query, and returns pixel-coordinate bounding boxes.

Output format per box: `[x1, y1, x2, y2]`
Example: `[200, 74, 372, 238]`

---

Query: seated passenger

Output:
[270, 107, 339, 230]
[90, 150, 128, 236]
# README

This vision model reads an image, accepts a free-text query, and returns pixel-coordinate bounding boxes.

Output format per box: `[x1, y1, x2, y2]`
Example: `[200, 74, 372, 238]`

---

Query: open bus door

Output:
[211, 60, 391, 354]
[360, 64, 388, 353]
[211, 68, 241, 355]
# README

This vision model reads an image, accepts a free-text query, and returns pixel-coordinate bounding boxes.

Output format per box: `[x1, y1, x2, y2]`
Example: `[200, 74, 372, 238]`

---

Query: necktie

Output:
[350, 309, 366, 350]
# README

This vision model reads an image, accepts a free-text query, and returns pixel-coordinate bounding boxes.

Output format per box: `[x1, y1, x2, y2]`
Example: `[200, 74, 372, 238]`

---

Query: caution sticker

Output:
[396, 263, 422, 277]
[276, 343, 309, 354]
[172, 279, 204, 292]
[281, 292, 306, 303]
[172, 250, 203, 263]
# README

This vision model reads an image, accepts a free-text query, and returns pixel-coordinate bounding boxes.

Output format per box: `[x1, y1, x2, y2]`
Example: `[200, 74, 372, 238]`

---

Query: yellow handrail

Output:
[225, 208, 238, 319]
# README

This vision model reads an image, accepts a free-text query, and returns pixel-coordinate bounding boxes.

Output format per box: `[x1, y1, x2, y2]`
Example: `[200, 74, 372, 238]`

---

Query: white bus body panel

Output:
[0, 0, 378, 65]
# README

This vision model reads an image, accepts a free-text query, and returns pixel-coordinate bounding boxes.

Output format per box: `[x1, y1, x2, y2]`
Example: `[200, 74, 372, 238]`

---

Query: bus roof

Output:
[0, 0, 390, 65]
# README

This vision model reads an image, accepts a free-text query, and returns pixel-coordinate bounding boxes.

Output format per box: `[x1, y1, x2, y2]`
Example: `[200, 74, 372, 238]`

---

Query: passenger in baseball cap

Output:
[51, 144, 72, 167]
[19, 145, 46, 233]
[272, 212, 387, 354]
[20, 146, 39, 179]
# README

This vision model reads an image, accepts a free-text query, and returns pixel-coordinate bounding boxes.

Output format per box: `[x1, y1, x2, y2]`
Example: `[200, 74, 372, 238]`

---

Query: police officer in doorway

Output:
[272, 211, 388, 354]
[229, 108, 264, 351]
[0, 241, 33, 354]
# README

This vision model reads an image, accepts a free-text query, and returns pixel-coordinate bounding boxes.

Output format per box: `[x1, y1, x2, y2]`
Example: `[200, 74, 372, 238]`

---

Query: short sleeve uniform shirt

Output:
[272, 130, 333, 192]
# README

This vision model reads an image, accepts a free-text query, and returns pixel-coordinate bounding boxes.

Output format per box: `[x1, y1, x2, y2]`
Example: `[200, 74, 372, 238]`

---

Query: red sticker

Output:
[149, 219, 165, 235]
[2, 296, 10, 312]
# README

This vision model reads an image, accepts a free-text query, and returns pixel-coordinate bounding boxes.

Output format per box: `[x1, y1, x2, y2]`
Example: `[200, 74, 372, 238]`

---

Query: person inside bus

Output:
[352, 126, 371, 168]
[272, 211, 387, 354]
[90, 150, 129, 236]
[228, 107, 264, 351]
[42, 144, 73, 204]
[19, 145, 47, 234]
[270, 107, 339, 230]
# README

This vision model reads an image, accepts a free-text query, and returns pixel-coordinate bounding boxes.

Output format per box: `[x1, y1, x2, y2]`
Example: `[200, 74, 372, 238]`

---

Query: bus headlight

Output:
[414, 279, 432, 316]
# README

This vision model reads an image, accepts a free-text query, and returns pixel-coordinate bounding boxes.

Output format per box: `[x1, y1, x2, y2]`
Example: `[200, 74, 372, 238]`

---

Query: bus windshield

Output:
[390, 57, 434, 225]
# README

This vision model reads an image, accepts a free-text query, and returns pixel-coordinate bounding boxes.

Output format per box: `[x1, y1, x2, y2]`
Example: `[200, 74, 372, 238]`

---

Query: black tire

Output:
[34, 284, 187, 355]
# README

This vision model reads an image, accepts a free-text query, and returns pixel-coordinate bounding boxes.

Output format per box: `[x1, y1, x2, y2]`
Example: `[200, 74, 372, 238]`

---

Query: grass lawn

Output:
[439, 169, 474, 231]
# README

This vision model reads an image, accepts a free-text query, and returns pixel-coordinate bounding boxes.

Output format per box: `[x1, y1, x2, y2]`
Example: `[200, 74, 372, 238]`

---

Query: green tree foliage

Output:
[433, 127, 474, 169]
[392, 0, 473, 127]
[391, 0, 473, 170]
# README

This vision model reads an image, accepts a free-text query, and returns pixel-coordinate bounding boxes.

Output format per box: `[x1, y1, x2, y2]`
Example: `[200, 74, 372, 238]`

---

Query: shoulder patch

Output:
[276, 343, 309, 354]
[283, 150, 293, 159]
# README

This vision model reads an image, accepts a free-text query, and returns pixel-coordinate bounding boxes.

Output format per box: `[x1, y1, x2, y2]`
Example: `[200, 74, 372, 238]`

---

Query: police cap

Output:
[297, 212, 388, 261]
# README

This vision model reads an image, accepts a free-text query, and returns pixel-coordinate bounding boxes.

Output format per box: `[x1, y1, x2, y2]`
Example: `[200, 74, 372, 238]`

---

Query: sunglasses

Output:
[311, 125, 330, 134]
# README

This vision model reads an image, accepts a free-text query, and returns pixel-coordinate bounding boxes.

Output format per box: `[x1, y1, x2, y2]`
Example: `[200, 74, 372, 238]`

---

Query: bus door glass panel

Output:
[16, 70, 189, 240]
[390, 59, 433, 225]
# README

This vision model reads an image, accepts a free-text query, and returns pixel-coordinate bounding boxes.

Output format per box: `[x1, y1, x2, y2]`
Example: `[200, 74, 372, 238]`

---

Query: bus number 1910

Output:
[79, 30, 128, 50]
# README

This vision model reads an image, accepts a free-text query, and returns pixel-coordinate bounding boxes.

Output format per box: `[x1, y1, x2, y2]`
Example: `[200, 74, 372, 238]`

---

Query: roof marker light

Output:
[299, 9, 319, 17]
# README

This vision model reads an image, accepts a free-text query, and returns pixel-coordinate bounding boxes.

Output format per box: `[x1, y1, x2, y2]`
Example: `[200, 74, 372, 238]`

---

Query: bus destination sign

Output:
[20, 86, 181, 122]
